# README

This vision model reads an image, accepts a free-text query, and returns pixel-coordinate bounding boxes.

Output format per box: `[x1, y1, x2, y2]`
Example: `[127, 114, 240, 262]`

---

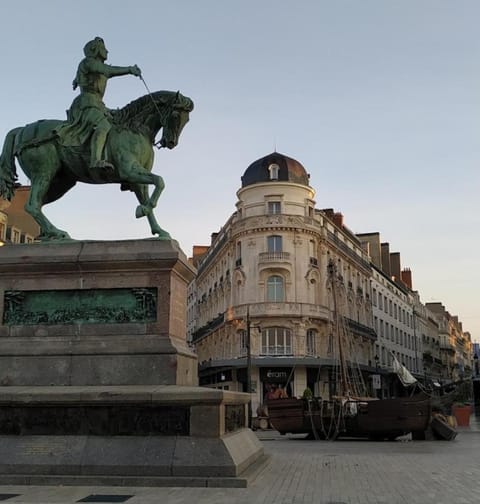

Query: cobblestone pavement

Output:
[1, 422, 480, 504]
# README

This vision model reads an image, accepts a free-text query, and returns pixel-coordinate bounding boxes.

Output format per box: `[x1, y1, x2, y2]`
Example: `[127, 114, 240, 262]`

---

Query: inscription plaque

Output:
[225, 404, 246, 433]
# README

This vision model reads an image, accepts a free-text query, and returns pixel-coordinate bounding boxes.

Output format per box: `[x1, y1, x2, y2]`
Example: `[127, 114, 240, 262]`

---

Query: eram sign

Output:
[267, 371, 287, 379]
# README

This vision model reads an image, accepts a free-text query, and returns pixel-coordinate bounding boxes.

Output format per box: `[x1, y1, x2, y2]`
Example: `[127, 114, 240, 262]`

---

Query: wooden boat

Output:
[268, 392, 431, 439]
[267, 260, 431, 440]
[430, 414, 457, 441]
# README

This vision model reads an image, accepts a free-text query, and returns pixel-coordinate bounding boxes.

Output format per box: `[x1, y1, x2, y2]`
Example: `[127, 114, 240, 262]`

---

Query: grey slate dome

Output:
[241, 152, 310, 188]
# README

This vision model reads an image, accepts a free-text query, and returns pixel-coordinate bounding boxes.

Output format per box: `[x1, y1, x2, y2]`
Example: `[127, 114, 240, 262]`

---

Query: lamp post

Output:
[246, 306, 252, 429]
[374, 354, 380, 398]
[412, 307, 418, 374]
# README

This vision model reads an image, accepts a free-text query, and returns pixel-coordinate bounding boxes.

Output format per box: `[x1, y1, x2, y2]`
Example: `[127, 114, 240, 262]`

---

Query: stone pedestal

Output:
[0, 240, 264, 487]
[0, 239, 197, 386]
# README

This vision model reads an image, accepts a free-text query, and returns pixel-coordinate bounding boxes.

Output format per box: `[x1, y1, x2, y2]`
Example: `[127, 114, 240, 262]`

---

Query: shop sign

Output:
[260, 368, 292, 382]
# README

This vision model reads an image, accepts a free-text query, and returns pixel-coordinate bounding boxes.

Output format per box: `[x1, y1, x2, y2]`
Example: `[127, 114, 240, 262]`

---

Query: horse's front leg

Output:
[117, 161, 169, 238]
[133, 171, 163, 219]
[132, 183, 171, 239]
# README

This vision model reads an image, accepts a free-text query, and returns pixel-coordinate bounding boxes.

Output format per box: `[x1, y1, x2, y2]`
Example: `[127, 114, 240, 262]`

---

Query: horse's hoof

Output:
[39, 226, 71, 240]
[135, 205, 151, 218]
[39, 231, 72, 241]
[153, 228, 171, 240]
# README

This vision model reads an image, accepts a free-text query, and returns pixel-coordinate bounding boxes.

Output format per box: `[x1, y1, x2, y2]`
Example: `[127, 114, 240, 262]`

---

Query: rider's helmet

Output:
[83, 37, 106, 58]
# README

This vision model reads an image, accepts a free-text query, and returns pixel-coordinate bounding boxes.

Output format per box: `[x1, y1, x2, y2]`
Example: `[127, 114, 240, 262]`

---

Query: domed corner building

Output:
[188, 151, 376, 423]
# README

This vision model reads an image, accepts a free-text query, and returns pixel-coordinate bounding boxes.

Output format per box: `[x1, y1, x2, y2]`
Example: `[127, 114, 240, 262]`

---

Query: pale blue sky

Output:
[1, 1, 479, 339]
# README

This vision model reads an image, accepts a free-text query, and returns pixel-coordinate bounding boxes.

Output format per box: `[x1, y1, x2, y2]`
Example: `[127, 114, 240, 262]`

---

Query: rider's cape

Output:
[55, 92, 111, 147]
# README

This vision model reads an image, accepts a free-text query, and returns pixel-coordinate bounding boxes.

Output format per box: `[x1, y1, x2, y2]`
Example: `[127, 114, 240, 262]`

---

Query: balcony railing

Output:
[326, 230, 371, 271]
[232, 302, 330, 320]
[260, 345, 293, 356]
[259, 251, 291, 263]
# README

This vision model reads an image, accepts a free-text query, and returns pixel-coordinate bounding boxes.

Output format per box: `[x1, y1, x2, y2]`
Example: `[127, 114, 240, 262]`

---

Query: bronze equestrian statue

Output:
[0, 37, 193, 240]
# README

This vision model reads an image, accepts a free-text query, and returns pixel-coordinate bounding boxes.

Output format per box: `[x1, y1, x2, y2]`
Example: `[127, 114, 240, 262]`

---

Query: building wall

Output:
[371, 266, 418, 375]
[0, 186, 39, 244]
[191, 171, 377, 413]
[426, 302, 473, 382]
[190, 156, 473, 407]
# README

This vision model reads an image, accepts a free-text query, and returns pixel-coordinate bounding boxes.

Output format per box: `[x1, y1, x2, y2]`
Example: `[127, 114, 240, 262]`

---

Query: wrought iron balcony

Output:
[260, 345, 293, 356]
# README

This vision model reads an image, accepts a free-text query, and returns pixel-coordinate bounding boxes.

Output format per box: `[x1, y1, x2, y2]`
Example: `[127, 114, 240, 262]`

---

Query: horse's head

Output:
[158, 92, 194, 149]
[115, 91, 194, 148]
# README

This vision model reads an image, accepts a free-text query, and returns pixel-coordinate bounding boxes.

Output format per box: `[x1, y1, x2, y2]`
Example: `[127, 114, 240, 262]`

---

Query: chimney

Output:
[333, 212, 344, 228]
[381, 243, 391, 277]
[211, 232, 219, 244]
[390, 252, 401, 282]
[191, 245, 210, 266]
[360, 241, 370, 255]
[401, 268, 412, 290]
[356, 232, 382, 269]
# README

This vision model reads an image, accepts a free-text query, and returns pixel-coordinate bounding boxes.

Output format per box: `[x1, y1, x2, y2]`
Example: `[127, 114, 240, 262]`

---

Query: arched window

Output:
[268, 163, 279, 180]
[261, 327, 292, 355]
[267, 275, 284, 302]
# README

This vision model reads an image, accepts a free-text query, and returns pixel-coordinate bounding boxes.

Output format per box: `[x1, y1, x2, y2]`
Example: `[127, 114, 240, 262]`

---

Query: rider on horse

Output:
[56, 37, 142, 171]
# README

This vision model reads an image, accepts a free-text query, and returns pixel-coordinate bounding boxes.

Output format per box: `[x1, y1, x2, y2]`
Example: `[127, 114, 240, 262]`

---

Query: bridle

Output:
[139, 76, 179, 149]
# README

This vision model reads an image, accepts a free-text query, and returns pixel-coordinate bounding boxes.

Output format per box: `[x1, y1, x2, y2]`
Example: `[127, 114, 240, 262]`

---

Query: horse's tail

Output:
[0, 127, 22, 201]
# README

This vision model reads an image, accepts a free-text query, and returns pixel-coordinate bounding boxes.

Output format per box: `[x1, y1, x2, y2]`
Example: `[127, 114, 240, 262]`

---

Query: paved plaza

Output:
[0, 422, 479, 504]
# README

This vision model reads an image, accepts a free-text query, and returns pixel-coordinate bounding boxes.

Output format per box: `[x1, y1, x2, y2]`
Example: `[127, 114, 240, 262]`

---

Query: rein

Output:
[139, 76, 175, 149]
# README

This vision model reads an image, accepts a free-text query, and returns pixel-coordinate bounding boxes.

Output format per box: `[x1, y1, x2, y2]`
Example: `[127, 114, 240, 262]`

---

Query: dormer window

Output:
[268, 163, 279, 180]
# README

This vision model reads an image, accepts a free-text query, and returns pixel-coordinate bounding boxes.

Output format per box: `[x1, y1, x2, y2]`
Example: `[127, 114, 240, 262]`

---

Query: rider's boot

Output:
[90, 128, 114, 171]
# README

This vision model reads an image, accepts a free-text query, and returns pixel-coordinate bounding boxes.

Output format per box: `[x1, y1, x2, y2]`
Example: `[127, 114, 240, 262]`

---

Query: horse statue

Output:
[0, 90, 193, 240]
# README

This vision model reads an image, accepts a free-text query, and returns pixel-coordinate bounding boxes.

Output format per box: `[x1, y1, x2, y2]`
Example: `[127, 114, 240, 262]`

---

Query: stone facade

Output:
[189, 152, 474, 409]
[426, 302, 473, 382]
[190, 153, 377, 416]
[369, 266, 418, 396]
[0, 186, 39, 244]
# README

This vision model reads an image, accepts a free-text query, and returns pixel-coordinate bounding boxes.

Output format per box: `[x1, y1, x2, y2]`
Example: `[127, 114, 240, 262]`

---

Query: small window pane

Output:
[268, 201, 281, 214]
[267, 275, 284, 302]
[267, 235, 282, 252]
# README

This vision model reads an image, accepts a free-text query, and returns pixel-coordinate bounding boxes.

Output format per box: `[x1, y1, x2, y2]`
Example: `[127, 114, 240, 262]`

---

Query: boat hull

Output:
[267, 393, 431, 439]
[430, 415, 457, 441]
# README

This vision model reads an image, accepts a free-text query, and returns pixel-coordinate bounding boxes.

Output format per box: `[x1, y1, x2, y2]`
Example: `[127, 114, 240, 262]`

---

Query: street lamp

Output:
[228, 304, 256, 429]
[374, 354, 380, 398]
[246, 306, 252, 429]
